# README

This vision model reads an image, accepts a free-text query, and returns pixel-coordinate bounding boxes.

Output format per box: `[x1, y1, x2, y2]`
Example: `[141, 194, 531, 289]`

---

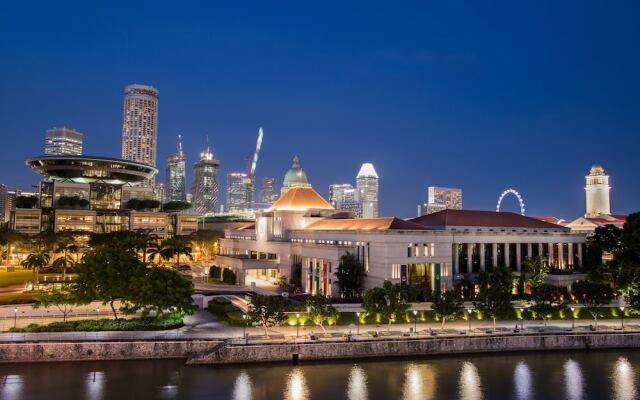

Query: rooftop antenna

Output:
[177, 134, 183, 153]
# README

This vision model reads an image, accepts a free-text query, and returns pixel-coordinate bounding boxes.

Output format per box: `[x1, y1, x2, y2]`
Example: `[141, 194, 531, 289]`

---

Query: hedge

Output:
[8, 316, 183, 332]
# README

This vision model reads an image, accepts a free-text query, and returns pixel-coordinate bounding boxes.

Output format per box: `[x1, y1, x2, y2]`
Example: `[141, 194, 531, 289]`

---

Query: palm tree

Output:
[52, 243, 78, 286]
[21, 251, 50, 290]
[0, 231, 23, 267]
[132, 231, 156, 264]
[159, 236, 193, 267]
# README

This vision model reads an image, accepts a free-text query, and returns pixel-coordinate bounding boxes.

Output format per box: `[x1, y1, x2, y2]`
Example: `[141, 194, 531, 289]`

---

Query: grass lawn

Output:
[0, 269, 32, 289]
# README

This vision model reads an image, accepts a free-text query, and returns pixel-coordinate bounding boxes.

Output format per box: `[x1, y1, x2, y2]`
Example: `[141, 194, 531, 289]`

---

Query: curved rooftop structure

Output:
[26, 155, 158, 184]
[589, 163, 606, 176]
[282, 156, 311, 193]
[269, 187, 334, 211]
[357, 162, 378, 178]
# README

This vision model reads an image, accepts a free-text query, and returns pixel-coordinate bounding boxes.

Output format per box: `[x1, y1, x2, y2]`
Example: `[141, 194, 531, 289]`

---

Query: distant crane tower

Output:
[244, 127, 264, 176]
[496, 188, 526, 215]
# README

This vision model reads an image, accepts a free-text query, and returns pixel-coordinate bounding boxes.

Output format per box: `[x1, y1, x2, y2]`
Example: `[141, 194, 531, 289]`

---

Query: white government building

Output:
[217, 163, 586, 296]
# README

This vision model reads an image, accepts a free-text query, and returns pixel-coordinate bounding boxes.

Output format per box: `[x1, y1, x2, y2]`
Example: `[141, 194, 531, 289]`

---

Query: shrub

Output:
[8, 316, 183, 332]
[222, 269, 236, 285]
[209, 265, 222, 280]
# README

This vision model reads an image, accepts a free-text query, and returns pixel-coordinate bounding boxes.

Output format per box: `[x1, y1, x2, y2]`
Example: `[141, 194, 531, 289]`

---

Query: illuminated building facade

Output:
[191, 146, 219, 215]
[227, 172, 254, 213]
[328, 183, 356, 209]
[45, 127, 83, 156]
[165, 136, 186, 202]
[418, 186, 463, 216]
[356, 163, 379, 218]
[585, 163, 611, 217]
[260, 177, 278, 205]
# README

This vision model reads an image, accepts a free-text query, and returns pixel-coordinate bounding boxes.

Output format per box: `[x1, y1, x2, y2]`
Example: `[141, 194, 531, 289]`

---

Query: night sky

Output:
[1, 1, 638, 219]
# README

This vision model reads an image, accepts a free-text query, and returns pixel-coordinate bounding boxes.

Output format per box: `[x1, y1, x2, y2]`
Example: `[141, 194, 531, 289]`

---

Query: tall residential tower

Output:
[191, 145, 219, 215]
[121, 84, 159, 184]
[356, 163, 379, 218]
[165, 135, 186, 202]
[45, 127, 83, 155]
[227, 173, 254, 212]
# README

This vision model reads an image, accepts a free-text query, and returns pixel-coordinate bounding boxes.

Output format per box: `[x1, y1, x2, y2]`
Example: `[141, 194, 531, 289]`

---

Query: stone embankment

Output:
[1, 332, 640, 364]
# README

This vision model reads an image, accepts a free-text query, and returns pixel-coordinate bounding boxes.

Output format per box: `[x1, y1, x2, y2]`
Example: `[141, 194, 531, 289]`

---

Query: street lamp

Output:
[570, 306, 575, 330]
[467, 309, 473, 333]
[519, 308, 525, 331]
[356, 312, 361, 336]
[296, 313, 300, 337]
[96, 308, 100, 320]
[413, 310, 418, 334]
[13, 307, 17, 328]
[620, 306, 625, 329]
[242, 314, 247, 338]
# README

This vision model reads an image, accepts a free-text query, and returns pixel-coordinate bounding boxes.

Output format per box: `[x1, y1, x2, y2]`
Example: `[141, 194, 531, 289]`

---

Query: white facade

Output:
[356, 163, 379, 218]
[45, 127, 83, 155]
[585, 163, 611, 217]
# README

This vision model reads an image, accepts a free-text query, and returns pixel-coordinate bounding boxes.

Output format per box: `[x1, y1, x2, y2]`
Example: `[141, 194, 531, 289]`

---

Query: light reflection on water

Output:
[284, 368, 309, 400]
[563, 359, 584, 400]
[347, 365, 367, 400]
[232, 371, 252, 400]
[402, 363, 436, 400]
[612, 357, 637, 400]
[85, 371, 105, 400]
[459, 362, 482, 400]
[0, 375, 24, 400]
[514, 362, 532, 400]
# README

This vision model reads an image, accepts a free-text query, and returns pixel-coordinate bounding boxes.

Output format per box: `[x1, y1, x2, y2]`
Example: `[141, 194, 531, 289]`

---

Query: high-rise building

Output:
[121, 84, 159, 185]
[165, 135, 186, 202]
[281, 156, 311, 195]
[356, 163, 379, 218]
[227, 172, 255, 213]
[417, 186, 463, 216]
[260, 177, 278, 204]
[0, 184, 9, 224]
[328, 183, 356, 209]
[44, 127, 83, 155]
[585, 163, 611, 217]
[191, 146, 219, 215]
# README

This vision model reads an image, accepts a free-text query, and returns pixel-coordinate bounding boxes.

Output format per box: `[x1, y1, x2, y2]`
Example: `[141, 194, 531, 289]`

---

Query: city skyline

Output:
[1, 2, 639, 219]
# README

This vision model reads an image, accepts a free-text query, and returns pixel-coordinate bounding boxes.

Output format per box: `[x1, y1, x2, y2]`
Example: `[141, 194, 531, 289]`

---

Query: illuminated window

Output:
[392, 264, 401, 279]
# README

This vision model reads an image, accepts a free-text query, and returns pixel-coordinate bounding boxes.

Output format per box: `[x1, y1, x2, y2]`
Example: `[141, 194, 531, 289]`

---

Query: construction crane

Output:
[244, 127, 264, 177]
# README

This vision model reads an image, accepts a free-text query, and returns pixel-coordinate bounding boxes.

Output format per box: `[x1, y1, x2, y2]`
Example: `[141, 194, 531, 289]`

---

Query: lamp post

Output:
[519, 308, 525, 331]
[356, 312, 361, 336]
[620, 306, 625, 329]
[413, 310, 418, 334]
[467, 309, 473, 333]
[13, 307, 17, 328]
[96, 308, 100, 321]
[570, 306, 575, 329]
[242, 314, 247, 338]
[296, 313, 300, 337]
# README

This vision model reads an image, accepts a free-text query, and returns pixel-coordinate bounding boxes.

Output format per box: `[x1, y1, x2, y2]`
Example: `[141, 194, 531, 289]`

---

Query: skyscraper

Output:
[227, 172, 255, 212]
[121, 84, 159, 184]
[328, 183, 356, 209]
[44, 127, 83, 155]
[0, 184, 9, 224]
[585, 163, 611, 217]
[165, 135, 186, 202]
[356, 163, 379, 218]
[417, 186, 463, 216]
[260, 177, 278, 204]
[191, 146, 219, 215]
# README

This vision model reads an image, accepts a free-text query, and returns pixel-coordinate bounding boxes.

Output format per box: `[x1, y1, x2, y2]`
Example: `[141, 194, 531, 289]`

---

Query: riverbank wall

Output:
[1, 332, 640, 364]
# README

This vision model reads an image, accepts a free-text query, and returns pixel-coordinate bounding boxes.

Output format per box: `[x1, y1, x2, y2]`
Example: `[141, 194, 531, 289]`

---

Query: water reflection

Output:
[346, 365, 368, 400]
[402, 363, 436, 400]
[233, 371, 253, 400]
[459, 362, 482, 400]
[0, 375, 24, 400]
[563, 359, 584, 400]
[612, 357, 637, 400]
[85, 371, 105, 400]
[514, 362, 532, 400]
[284, 368, 309, 400]
[159, 371, 181, 399]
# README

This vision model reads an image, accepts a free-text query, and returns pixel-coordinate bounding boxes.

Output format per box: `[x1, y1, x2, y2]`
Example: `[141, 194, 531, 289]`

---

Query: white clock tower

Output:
[585, 163, 611, 217]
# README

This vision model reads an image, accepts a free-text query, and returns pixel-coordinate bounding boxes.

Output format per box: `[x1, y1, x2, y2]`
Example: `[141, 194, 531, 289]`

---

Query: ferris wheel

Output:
[496, 189, 526, 215]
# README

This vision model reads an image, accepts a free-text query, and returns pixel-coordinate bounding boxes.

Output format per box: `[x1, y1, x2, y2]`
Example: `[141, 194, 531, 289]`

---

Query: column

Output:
[516, 243, 522, 272]
[558, 243, 565, 269]
[504, 243, 510, 269]
[568, 243, 574, 268]
[577, 243, 583, 268]
[538, 243, 543, 258]
[548, 243, 554, 267]
[480, 243, 486, 272]
[492, 243, 498, 268]
[527, 243, 532, 259]
[453, 244, 459, 275]
[467, 243, 473, 273]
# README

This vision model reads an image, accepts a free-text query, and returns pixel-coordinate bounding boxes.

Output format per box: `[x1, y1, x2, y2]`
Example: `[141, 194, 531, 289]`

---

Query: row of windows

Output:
[407, 243, 436, 257]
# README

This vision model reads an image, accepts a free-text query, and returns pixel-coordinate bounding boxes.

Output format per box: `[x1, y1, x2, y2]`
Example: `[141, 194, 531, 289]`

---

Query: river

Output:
[1, 350, 638, 399]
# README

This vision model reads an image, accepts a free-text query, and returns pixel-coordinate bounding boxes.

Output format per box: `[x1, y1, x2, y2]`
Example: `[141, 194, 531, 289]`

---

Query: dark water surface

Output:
[1, 350, 639, 399]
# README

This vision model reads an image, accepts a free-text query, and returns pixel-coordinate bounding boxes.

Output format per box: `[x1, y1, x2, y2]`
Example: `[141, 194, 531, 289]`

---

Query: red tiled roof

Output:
[304, 217, 429, 231]
[532, 216, 568, 225]
[269, 187, 334, 211]
[409, 209, 566, 229]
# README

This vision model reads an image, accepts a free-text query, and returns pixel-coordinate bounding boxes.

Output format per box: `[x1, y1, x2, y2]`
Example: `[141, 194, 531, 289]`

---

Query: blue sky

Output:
[0, 0, 638, 218]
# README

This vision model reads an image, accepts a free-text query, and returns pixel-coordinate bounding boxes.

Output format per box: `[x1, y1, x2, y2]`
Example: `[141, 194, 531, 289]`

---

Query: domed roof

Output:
[282, 156, 311, 193]
[590, 163, 605, 175]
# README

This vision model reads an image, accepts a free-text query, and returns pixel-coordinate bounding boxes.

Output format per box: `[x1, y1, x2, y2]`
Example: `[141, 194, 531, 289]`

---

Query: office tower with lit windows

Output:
[191, 146, 219, 215]
[44, 127, 83, 155]
[227, 172, 255, 212]
[328, 183, 356, 209]
[260, 177, 278, 204]
[356, 163, 379, 218]
[165, 135, 186, 202]
[121, 84, 159, 184]
[418, 186, 463, 216]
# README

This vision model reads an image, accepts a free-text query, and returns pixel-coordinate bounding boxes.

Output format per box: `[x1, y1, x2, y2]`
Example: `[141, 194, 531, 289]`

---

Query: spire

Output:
[177, 134, 183, 153]
[292, 155, 300, 168]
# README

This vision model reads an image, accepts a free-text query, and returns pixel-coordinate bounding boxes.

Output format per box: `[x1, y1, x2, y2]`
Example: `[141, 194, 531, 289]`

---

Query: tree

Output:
[525, 256, 549, 289]
[621, 212, 640, 257]
[33, 290, 77, 321]
[247, 295, 288, 337]
[0, 231, 23, 266]
[53, 242, 79, 285]
[157, 236, 193, 267]
[21, 251, 50, 290]
[362, 281, 410, 331]
[334, 252, 366, 298]
[73, 247, 147, 319]
[572, 280, 614, 328]
[189, 230, 223, 261]
[474, 267, 514, 330]
[529, 284, 568, 327]
[431, 289, 464, 329]
[126, 267, 196, 316]
[590, 225, 623, 254]
[15, 195, 38, 209]
[163, 201, 192, 212]
[306, 294, 338, 332]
